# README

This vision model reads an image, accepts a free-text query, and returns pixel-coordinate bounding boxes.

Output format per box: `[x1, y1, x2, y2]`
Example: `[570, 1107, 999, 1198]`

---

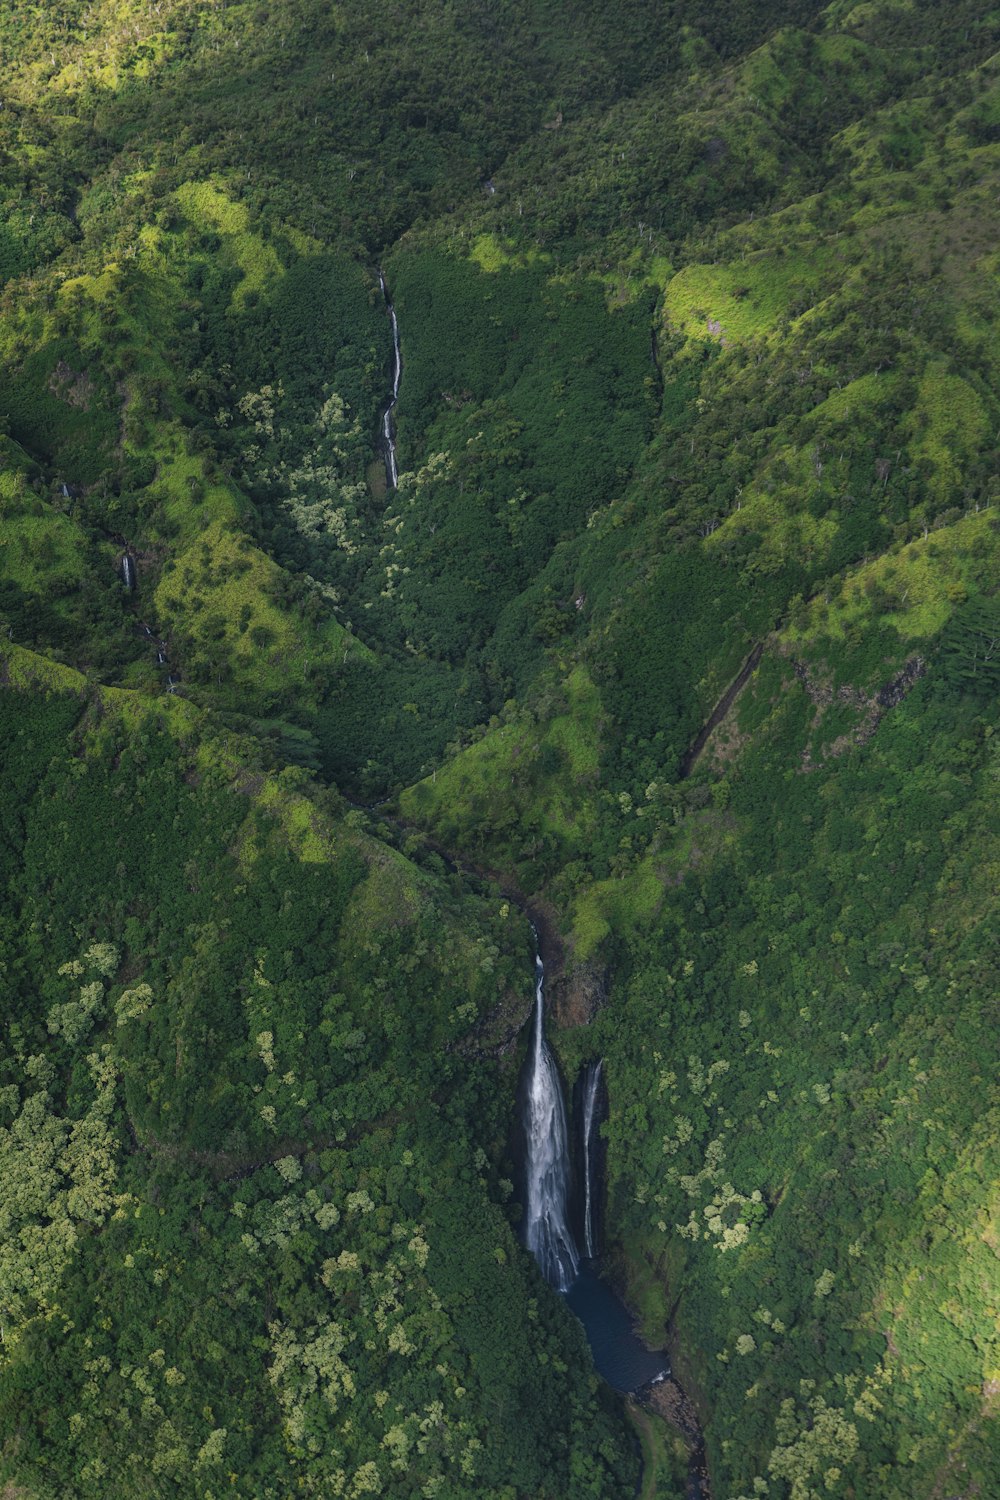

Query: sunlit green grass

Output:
[664, 244, 833, 344]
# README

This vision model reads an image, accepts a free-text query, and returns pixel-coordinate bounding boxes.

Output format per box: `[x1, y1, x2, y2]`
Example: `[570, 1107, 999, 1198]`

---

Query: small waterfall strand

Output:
[523, 954, 579, 1290]
[581, 1060, 603, 1258]
[378, 270, 402, 489]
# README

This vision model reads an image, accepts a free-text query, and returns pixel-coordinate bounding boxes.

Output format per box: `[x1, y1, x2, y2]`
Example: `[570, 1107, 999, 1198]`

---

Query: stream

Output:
[580, 1058, 603, 1259]
[378, 270, 402, 490]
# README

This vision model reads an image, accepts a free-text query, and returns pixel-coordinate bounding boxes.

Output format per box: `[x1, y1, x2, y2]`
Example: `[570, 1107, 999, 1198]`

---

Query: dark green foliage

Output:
[3, 1, 1000, 1496]
[1, 339, 118, 485]
[592, 669, 999, 1498]
[315, 654, 489, 795]
[0, 685, 635, 1495]
[0, 204, 75, 284]
[598, 547, 751, 781]
[937, 593, 1000, 694]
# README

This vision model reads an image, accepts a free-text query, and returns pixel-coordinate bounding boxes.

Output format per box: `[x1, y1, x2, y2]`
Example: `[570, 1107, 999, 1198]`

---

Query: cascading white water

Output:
[523, 953, 579, 1291]
[378, 271, 402, 489]
[518, 945, 673, 1394]
[581, 1059, 603, 1259]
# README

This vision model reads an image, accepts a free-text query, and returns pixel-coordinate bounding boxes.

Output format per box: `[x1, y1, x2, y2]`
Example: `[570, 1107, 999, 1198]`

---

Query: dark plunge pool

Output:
[565, 1265, 669, 1393]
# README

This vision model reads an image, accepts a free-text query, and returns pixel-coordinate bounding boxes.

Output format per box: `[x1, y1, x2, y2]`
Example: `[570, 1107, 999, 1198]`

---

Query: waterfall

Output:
[517, 938, 675, 1399]
[523, 952, 579, 1291]
[121, 554, 136, 590]
[581, 1060, 603, 1259]
[378, 271, 402, 490]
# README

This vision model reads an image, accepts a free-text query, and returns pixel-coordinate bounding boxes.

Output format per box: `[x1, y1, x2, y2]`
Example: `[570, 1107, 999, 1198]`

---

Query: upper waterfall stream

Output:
[580, 1058, 603, 1259]
[378, 270, 402, 489]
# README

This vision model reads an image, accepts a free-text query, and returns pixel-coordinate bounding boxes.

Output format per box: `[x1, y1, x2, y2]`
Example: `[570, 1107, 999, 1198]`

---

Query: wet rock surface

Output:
[638, 1376, 711, 1498]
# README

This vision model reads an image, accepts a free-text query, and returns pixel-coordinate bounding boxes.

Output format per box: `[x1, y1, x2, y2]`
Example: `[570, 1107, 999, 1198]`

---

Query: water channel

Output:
[378, 269, 402, 490]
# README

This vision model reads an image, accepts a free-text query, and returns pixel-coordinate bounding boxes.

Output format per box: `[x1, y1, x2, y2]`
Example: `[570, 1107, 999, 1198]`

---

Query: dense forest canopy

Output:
[0, 1, 997, 1496]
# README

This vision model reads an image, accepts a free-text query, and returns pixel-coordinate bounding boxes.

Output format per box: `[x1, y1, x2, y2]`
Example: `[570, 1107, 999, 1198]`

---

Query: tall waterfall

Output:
[378, 270, 402, 489]
[580, 1060, 603, 1259]
[519, 946, 675, 1400]
[523, 953, 579, 1291]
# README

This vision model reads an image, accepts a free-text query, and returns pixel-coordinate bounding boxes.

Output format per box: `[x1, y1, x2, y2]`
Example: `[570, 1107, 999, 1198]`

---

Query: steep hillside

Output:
[0, 643, 636, 1496]
[1, 2, 998, 1497]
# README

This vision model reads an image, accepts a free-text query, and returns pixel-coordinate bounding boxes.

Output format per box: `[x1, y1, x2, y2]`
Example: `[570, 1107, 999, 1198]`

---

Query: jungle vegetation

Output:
[0, 1, 998, 1496]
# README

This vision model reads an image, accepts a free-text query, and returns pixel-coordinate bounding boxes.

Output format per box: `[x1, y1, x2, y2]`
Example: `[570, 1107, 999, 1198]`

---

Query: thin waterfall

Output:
[523, 952, 579, 1291]
[378, 270, 402, 489]
[581, 1060, 603, 1259]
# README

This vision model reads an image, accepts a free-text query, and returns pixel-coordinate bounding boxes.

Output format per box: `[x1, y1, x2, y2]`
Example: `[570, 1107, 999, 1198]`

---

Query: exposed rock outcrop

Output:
[789, 651, 927, 769]
[549, 960, 608, 1028]
[451, 983, 534, 1063]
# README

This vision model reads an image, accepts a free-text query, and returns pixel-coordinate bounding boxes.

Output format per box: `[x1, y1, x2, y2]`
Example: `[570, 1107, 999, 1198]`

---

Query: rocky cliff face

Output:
[550, 960, 608, 1028]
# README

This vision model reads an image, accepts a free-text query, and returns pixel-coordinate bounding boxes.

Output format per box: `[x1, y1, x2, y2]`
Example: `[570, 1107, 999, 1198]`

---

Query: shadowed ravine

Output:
[679, 641, 764, 778]
[379, 289, 705, 1493]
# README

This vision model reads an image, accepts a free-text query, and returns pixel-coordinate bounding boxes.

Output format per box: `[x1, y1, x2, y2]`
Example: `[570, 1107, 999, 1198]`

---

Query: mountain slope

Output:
[1, 2, 998, 1497]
